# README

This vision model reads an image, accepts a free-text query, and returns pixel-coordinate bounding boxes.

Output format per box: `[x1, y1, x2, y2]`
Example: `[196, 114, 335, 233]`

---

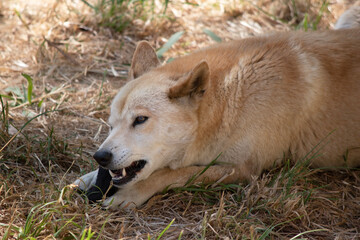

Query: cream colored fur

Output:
[75, 13, 360, 209]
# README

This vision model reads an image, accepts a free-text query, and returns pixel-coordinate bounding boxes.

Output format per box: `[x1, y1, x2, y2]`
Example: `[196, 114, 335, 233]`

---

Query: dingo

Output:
[74, 11, 360, 209]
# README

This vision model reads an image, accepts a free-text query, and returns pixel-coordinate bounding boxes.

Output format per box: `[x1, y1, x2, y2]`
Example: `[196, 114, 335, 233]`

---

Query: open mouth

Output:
[109, 160, 147, 186]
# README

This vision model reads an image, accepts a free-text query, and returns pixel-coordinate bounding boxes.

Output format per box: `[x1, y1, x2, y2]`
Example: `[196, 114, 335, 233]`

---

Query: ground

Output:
[0, 0, 359, 239]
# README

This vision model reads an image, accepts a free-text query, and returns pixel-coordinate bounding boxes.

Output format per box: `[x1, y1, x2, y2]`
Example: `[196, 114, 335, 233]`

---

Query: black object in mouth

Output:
[83, 167, 118, 203]
[110, 160, 147, 186]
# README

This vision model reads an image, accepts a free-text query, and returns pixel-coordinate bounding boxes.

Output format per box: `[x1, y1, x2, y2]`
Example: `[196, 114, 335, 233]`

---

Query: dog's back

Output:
[158, 29, 360, 171]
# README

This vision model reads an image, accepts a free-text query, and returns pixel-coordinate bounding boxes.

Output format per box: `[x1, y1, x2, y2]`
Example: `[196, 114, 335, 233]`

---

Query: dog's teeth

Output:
[113, 176, 123, 180]
[109, 170, 116, 178]
[122, 168, 127, 177]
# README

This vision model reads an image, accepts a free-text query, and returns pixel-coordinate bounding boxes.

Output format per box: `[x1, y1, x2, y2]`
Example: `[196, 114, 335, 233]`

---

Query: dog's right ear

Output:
[168, 61, 210, 100]
[129, 41, 160, 80]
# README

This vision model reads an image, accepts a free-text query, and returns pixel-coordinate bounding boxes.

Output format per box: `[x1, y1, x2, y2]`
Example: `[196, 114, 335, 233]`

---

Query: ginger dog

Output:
[74, 11, 360, 209]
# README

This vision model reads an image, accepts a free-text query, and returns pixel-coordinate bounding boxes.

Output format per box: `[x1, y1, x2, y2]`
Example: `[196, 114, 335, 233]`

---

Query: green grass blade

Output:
[53, 216, 77, 237]
[163, 0, 170, 14]
[178, 230, 183, 240]
[14, 9, 29, 29]
[80, 227, 87, 240]
[0, 94, 12, 100]
[2, 224, 11, 240]
[185, 153, 221, 186]
[313, 0, 328, 30]
[0, 96, 7, 127]
[156, 218, 175, 240]
[95, 215, 110, 240]
[302, 13, 308, 31]
[202, 29, 222, 42]
[22, 84, 26, 103]
[258, 225, 276, 240]
[156, 31, 184, 58]
[80, 0, 95, 10]
[258, 217, 302, 240]
[21, 73, 33, 104]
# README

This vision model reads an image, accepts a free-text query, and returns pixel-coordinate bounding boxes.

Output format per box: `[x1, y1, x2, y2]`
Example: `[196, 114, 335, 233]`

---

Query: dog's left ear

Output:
[168, 61, 210, 99]
[129, 41, 160, 80]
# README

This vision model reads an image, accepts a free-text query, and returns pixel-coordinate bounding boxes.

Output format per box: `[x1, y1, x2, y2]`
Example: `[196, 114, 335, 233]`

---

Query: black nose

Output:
[93, 149, 113, 167]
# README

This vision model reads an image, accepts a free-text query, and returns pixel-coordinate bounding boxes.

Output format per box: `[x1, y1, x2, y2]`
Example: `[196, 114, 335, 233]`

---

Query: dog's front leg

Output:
[103, 164, 249, 209]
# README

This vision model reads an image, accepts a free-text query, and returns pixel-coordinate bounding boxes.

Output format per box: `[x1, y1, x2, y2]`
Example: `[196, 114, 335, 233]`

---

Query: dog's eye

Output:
[133, 116, 148, 127]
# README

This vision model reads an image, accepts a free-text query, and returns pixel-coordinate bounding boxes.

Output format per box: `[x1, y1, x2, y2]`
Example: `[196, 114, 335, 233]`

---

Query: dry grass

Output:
[0, 0, 359, 239]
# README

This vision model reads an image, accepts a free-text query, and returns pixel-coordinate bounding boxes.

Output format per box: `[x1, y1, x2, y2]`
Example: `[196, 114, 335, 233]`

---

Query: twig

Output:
[44, 38, 80, 65]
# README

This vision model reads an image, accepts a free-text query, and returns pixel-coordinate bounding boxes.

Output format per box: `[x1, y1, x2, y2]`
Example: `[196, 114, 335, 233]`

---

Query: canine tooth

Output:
[122, 168, 127, 177]
[109, 170, 116, 178]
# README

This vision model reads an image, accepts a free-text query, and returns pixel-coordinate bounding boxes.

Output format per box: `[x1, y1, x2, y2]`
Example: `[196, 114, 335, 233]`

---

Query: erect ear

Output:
[129, 41, 160, 80]
[168, 61, 210, 99]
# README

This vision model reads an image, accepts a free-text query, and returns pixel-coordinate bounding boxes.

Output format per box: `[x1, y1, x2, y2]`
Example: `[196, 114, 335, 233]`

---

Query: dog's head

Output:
[93, 41, 210, 187]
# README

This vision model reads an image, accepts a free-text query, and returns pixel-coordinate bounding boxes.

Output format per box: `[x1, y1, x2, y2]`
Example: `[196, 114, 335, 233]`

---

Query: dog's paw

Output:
[101, 186, 150, 210]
